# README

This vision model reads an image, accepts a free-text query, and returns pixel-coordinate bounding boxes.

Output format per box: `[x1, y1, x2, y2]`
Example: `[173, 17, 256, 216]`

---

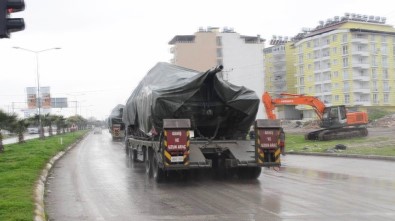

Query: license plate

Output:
[171, 156, 184, 163]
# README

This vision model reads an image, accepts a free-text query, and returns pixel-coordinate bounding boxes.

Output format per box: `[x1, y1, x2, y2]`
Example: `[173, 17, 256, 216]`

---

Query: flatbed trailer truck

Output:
[125, 119, 284, 182]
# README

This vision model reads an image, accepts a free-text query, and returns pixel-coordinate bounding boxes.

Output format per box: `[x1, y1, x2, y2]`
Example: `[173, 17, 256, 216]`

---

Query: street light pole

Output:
[13, 47, 61, 139]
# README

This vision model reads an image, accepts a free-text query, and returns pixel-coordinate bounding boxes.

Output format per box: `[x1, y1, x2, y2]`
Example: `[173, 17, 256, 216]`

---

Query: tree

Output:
[0, 110, 17, 153]
[53, 115, 66, 134]
[43, 114, 57, 137]
[11, 119, 29, 144]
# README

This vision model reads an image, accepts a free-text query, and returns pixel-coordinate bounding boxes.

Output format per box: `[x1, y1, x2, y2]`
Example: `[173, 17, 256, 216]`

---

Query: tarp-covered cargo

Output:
[108, 104, 125, 126]
[122, 62, 259, 139]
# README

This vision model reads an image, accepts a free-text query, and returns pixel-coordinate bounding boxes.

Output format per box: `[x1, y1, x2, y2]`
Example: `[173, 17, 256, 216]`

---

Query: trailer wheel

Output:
[152, 156, 165, 183]
[237, 167, 261, 179]
[144, 148, 152, 177]
[125, 140, 129, 155]
[130, 149, 138, 162]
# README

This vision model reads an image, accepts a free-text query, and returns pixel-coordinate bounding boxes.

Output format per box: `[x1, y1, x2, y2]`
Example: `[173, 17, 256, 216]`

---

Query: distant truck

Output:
[123, 63, 284, 182]
[108, 104, 125, 141]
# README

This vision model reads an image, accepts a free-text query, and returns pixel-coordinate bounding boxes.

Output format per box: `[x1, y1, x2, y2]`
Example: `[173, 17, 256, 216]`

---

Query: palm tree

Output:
[11, 119, 29, 144]
[0, 110, 17, 153]
[43, 114, 57, 137]
[54, 115, 66, 134]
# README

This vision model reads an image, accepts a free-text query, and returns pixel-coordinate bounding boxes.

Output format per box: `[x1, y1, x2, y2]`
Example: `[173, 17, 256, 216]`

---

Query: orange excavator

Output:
[262, 92, 369, 141]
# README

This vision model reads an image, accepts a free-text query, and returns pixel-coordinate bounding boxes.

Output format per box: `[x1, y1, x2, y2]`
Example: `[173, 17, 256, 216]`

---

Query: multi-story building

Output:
[292, 13, 395, 119]
[169, 27, 266, 118]
[263, 37, 299, 119]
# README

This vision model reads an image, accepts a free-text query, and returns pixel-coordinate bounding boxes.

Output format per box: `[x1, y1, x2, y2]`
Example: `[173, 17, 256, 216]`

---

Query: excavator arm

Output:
[262, 92, 327, 120]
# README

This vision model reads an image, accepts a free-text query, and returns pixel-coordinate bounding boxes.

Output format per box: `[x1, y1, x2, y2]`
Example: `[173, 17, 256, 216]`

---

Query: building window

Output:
[383, 69, 389, 79]
[333, 47, 337, 54]
[333, 59, 338, 65]
[298, 54, 304, 64]
[373, 81, 378, 91]
[384, 81, 389, 91]
[299, 87, 305, 94]
[382, 57, 388, 67]
[307, 42, 311, 48]
[315, 73, 321, 81]
[343, 70, 349, 79]
[299, 66, 304, 75]
[299, 77, 305, 85]
[344, 81, 349, 91]
[371, 43, 377, 54]
[342, 33, 348, 43]
[315, 85, 321, 93]
[335, 95, 339, 102]
[333, 71, 339, 78]
[314, 51, 320, 59]
[308, 53, 312, 59]
[382, 35, 387, 43]
[344, 94, 350, 104]
[371, 56, 377, 66]
[382, 44, 387, 54]
[216, 48, 222, 57]
[216, 36, 222, 46]
[308, 64, 312, 70]
[343, 57, 348, 68]
[332, 34, 337, 42]
[371, 68, 377, 79]
[384, 93, 389, 103]
[342, 45, 348, 55]
[372, 93, 378, 104]
[371, 34, 375, 41]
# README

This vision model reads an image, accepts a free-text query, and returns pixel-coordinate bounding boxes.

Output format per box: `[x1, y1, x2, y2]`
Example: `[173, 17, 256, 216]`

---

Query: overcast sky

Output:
[1, 0, 394, 120]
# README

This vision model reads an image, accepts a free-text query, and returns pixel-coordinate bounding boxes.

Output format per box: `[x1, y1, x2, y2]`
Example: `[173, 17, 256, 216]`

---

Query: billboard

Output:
[51, 98, 68, 108]
[41, 87, 51, 109]
[26, 87, 37, 109]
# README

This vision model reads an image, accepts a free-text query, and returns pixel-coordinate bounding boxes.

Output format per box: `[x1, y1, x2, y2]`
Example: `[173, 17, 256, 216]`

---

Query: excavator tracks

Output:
[305, 127, 368, 141]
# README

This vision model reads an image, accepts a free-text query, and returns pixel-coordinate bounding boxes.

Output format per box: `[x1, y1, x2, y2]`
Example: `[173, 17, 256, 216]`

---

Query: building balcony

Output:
[353, 88, 371, 93]
[273, 79, 286, 86]
[351, 50, 369, 56]
[273, 69, 286, 74]
[273, 59, 286, 65]
[353, 100, 370, 106]
[352, 75, 370, 81]
[351, 38, 369, 44]
[352, 63, 370, 69]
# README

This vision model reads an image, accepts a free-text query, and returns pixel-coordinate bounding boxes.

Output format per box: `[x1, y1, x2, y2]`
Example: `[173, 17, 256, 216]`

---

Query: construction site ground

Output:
[281, 113, 395, 156]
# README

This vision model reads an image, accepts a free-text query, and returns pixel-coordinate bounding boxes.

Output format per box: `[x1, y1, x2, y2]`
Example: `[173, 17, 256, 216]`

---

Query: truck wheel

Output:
[125, 141, 129, 155]
[144, 148, 152, 177]
[249, 167, 262, 179]
[130, 149, 138, 162]
[237, 167, 261, 179]
[152, 156, 165, 183]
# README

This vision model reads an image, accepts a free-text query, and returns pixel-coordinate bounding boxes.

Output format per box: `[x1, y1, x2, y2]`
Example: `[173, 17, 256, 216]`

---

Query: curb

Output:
[285, 151, 395, 161]
[34, 133, 90, 221]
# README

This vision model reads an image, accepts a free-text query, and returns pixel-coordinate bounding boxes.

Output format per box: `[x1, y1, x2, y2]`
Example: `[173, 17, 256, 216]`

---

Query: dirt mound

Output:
[369, 113, 395, 128]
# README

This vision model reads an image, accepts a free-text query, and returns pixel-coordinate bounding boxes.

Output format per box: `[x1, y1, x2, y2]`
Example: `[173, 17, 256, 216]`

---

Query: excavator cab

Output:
[320, 105, 348, 129]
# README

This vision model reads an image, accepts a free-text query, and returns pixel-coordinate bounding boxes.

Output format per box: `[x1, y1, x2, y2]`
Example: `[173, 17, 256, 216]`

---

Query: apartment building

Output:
[263, 38, 299, 119]
[169, 27, 266, 118]
[293, 14, 395, 119]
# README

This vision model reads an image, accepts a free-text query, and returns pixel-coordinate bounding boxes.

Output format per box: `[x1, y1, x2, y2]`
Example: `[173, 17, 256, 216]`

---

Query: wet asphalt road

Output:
[45, 131, 395, 221]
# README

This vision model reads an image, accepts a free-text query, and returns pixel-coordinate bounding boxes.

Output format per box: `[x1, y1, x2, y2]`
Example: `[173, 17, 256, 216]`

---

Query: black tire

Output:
[144, 148, 152, 177]
[152, 156, 166, 183]
[237, 167, 262, 179]
[130, 149, 138, 162]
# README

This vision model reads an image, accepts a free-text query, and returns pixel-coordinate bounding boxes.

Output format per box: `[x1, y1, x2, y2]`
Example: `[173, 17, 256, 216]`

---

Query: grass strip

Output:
[286, 133, 395, 156]
[0, 131, 88, 221]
